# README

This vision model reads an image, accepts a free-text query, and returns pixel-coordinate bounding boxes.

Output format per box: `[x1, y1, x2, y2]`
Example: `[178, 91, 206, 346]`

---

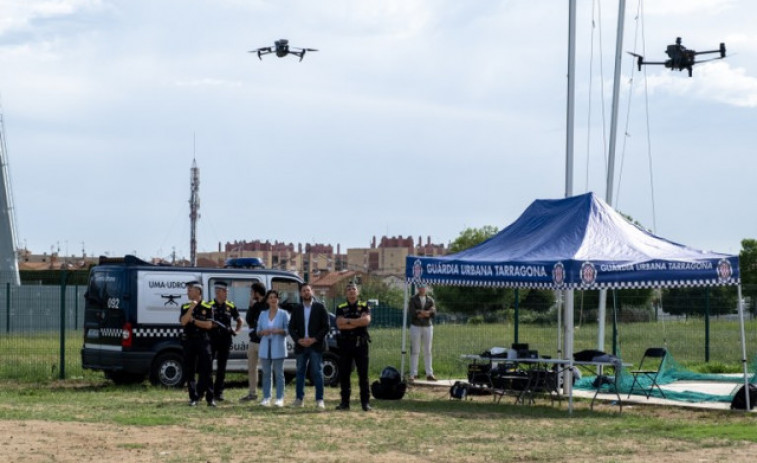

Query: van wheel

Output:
[150, 352, 185, 388]
[322, 352, 339, 387]
[105, 371, 145, 385]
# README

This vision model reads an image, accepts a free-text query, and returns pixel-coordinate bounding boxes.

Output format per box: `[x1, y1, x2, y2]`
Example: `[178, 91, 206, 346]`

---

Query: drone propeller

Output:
[627, 51, 645, 71]
[695, 56, 727, 64]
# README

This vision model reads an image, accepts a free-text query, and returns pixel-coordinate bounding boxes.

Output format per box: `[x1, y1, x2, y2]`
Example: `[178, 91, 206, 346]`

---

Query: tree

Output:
[520, 289, 555, 313]
[663, 286, 737, 317]
[433, 226, 515, 315]
[447, 225, 500, 253]
[341, 275, 404, 309]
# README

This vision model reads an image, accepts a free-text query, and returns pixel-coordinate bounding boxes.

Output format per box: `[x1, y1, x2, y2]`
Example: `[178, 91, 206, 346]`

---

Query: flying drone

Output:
[627, 37, 726, 77]
[250, 39, 318, 62]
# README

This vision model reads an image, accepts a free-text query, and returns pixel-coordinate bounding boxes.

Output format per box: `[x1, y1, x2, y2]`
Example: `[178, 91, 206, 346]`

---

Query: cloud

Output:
[0, 0, 104, 36]
[174, 78, 243, 88]
[644, 61, 757, 107]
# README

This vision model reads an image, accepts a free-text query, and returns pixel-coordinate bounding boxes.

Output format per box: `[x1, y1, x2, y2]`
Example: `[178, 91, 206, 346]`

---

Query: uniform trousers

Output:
[337, 340, 370, 406]
[183, 336, 213, 402]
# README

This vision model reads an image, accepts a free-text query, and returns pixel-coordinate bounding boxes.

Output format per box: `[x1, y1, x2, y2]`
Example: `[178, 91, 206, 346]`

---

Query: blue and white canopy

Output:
[406, 192, 739, 290]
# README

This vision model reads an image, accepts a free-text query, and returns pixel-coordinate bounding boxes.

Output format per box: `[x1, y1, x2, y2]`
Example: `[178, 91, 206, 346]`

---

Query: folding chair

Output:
[627, 347, 667, 399]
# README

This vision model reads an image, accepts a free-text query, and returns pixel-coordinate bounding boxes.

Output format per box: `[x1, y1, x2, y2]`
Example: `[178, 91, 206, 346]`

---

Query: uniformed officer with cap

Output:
[335, 282, 372, 411]
[179, 280, 216, 407]
[209, 281, 242, 402]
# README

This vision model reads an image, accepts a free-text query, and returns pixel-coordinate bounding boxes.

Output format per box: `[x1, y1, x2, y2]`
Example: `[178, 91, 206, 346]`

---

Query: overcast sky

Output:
[0, 0, 755, 262]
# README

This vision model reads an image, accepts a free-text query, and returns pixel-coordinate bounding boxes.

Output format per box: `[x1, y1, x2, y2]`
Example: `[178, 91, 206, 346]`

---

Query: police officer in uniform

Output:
[179, 281, 216, 407]
[209, 281, 242, 402]
[335, 282, 372, 411]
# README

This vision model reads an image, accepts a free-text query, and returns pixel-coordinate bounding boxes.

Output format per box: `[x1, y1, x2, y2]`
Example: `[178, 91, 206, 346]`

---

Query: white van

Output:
[81, 255, 303, 387]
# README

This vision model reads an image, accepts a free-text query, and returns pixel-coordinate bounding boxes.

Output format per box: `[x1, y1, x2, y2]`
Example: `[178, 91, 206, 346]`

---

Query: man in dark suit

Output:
[288, 282, 330, 410]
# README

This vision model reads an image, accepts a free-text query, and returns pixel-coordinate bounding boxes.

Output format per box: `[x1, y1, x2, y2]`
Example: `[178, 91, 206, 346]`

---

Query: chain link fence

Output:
[1, 271, 755, 382]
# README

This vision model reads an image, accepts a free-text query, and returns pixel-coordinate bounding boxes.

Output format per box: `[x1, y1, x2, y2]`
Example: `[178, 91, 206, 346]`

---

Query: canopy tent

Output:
[402, 192, 749, 409]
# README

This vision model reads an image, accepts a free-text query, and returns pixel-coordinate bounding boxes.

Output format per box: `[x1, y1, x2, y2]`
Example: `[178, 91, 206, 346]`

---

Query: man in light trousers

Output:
[409, 283, 437, 382]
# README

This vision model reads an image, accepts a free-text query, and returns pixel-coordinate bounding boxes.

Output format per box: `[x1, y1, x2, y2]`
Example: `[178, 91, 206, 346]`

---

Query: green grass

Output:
[1, 318, 755, 383]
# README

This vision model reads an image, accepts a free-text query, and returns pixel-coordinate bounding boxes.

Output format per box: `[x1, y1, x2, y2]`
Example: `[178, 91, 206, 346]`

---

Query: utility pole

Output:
[189, 157, 200, 267]
[0, 107, 20, 285]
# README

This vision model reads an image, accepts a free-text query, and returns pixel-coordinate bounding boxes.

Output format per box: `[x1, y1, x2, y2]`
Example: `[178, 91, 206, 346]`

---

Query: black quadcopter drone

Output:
[250, 39, 318, 62]
[628, 37, 726, 77]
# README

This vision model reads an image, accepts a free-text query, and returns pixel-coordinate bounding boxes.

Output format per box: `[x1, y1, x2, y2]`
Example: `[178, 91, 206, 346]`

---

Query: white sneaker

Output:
[274, 399, 284, 407]
[292, 398, 304, 408]
[316, 400, 326, 410]
[260, 398, 271, 407]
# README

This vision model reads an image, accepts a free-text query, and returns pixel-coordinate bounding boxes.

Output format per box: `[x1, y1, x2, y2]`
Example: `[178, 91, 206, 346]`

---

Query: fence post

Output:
[704, 287, 710, 363]
[59, 269, 68, 380]
[5, 282, 9, 333]
[74, 285, 79, 331]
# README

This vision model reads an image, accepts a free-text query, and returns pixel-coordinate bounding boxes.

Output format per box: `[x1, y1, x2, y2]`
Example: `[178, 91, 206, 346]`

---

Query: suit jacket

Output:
[409, 293, 436, 327]
[288, 301, 330, 354]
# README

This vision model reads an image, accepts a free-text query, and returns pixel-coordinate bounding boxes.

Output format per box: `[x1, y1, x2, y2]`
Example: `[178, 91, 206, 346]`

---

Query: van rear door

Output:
[82, 268, 128, 368]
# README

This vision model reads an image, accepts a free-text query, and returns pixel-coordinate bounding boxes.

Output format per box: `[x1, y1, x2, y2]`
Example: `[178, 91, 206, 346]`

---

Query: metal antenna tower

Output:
[189, 155, 200, 267]
[0, 106, 20, 285]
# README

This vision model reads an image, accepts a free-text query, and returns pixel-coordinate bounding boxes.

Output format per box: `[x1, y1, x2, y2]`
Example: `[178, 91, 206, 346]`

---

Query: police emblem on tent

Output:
[552, 262, 565, 287]
[412, 259, 423, 281]
[581, 262, 596, 285]
[717, 258, 733, 282]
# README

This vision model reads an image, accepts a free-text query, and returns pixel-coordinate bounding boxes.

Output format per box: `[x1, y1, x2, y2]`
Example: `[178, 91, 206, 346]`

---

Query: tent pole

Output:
[556, 290, 563, 358]
[737, 284, 750, 411]
[597, 290, 607, 351]
[400, 280, 410, 379]
[514, 288, 519, 343]
[564, 289, 575, 413]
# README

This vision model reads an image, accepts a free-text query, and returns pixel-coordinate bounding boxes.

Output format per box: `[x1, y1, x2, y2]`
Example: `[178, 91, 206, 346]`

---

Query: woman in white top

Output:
[257, 289, 290, 407]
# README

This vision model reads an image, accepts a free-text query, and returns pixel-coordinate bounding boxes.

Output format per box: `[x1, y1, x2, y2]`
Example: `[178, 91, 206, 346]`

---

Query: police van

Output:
[81, 255, 306, 387]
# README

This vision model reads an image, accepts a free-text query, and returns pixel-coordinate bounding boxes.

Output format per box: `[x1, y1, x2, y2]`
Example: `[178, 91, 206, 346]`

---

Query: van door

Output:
[82, 268, 128, 368]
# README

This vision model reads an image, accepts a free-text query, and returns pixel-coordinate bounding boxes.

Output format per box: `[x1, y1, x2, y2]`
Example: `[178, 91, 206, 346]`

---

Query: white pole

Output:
[737, 284, 750, 410]
[598, 0, 627, 352]
[565, 0, 576, 199]
[564, 0, 577, 415]
[400, 281, 410, 379]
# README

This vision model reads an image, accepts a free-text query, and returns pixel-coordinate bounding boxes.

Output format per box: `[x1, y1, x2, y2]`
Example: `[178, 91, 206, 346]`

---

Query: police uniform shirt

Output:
[335, 300, 370, 338]
[180, 301, 213, 337]
[211, 299, 239, 333]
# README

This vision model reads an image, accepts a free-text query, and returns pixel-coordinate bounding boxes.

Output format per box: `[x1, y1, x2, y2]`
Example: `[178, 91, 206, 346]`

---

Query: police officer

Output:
[179, 280, 216, 407]
[335, 282, 372, 411]
[209, 281, 242, 402]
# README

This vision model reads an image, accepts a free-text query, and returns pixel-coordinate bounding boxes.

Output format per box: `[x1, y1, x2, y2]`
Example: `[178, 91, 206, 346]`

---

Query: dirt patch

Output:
[2, 418, 757, 463]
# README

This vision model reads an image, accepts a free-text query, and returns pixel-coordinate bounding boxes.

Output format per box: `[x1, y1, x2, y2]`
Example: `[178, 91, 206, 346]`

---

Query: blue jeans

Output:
[296, 348, 324, 401]
[260, 357, 285, 400]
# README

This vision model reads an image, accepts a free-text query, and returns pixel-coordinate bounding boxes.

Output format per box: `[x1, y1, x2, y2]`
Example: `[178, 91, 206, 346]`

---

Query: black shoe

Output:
[188, 400, 197, 407]
[362, 403, 372, 412]
[335, 403, 350, 411]
[207, 400, 217, 407]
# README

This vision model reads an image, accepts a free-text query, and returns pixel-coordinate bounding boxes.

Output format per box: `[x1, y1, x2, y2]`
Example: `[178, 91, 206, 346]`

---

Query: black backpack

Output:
[449, 381, 469, 400]
[370, 366, 407, 400]
[730, 384, 757, 410]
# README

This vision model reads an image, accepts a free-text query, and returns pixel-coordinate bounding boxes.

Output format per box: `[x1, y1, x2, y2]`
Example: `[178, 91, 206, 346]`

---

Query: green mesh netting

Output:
[574, 352, 757, 403]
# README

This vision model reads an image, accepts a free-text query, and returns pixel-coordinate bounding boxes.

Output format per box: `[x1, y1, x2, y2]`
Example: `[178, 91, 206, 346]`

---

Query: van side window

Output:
[272, 278, 301, 312]
[208, 278, 261, 309]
